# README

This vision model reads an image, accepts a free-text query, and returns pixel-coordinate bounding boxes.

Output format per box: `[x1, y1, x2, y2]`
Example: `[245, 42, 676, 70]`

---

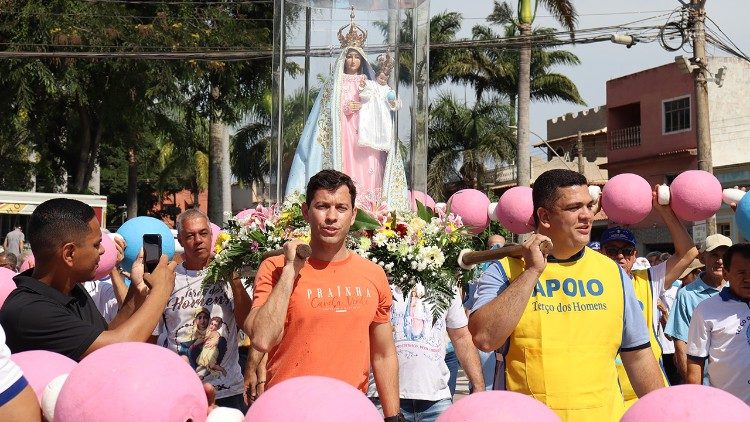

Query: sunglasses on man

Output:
[604, 246, 636, 257]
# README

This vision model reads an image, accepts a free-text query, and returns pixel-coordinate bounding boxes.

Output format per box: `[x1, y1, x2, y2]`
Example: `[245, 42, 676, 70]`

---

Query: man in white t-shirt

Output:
[152, 209, 252, 412]
[658, 258, 704, 385]
[0, 325, 40, 421]
[367, 285, 484, 422]
[687, 243, 750, 404]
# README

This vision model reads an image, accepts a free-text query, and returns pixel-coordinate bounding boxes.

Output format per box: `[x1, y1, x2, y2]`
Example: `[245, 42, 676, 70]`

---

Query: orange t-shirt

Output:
[252, 251, 392, 392]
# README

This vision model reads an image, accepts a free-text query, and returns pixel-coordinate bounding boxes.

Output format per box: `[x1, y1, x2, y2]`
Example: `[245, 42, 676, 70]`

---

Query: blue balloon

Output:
[116, 216, 175, 272]
[736, 193, 750, 241]
[386, 90, 397, 102]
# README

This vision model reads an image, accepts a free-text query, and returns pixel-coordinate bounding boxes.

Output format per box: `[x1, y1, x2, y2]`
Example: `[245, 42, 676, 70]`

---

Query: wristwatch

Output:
[384, 413, 405, 422]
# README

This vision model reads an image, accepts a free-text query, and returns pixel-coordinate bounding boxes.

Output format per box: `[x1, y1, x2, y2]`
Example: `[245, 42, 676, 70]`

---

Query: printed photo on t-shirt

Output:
[173, 308, 229, 382]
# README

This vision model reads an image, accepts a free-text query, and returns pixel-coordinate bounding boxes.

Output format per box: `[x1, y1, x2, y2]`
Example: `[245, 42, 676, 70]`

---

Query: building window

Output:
[663, 96, 690, 134]
[717, 223, 731, 238]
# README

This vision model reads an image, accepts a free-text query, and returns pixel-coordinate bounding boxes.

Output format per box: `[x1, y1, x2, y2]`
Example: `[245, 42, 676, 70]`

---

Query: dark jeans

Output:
[215, 393, 248, 413]
[370, 396, 452, 422]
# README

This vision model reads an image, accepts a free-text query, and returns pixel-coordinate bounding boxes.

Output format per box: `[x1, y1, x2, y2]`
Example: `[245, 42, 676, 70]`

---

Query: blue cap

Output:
[600, 226, 636, 247]
[588, 241, 601, 250]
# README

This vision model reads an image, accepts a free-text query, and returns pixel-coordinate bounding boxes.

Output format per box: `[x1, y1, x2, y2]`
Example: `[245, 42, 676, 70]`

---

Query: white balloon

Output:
[435, 202, 447, 210]
[722, 188, 746, 205]
[41, 374, 68, 422]
[657, 184, 671, 205]
[588, 185, 602, 204]
[488, 202, 499, 222]
[206, 406, 245, 422]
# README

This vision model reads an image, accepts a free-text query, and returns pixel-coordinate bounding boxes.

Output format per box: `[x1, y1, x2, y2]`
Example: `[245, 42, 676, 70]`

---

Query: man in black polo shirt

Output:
[0, 198, 177, 362]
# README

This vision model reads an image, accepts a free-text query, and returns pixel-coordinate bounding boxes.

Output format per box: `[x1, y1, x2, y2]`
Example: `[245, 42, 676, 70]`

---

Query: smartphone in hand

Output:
[142, 234, 162, 273]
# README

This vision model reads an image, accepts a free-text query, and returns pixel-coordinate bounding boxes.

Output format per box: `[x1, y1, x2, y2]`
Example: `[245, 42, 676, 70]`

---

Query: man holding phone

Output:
[0, 198, 177, 361]
[151, 208, 252, 412]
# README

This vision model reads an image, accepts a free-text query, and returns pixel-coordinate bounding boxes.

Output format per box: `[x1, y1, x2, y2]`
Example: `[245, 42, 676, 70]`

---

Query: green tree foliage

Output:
[374, 11, 463, 86]
[427, 94, 515, 200]
[0, 0, 276, 220]
[448, 3, 585, 121]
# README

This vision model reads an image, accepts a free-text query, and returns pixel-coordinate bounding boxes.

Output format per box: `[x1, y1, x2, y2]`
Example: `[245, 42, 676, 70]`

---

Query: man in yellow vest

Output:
[468, 169, 665, 422]
[600, 200, 698, 408]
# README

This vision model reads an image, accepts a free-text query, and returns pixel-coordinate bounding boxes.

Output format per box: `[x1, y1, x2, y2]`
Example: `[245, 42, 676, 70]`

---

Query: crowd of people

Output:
[1, 168, 748, 421]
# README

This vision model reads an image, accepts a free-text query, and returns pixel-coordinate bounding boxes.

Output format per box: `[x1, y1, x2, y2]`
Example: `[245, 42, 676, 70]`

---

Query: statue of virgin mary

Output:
[284, 11, 409, 211]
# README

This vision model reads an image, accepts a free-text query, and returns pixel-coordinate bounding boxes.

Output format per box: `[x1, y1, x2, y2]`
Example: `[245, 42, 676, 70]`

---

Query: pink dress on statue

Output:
[340, 74, 386, 196]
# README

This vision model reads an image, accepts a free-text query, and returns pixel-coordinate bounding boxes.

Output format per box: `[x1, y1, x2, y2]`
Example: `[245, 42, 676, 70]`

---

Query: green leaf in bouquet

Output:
[415, 199, 433, 223]
[351, 209, 381, 231]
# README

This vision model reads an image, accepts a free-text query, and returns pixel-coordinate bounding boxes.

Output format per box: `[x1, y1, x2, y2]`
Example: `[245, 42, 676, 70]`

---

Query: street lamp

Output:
[509, 125, 573, 171]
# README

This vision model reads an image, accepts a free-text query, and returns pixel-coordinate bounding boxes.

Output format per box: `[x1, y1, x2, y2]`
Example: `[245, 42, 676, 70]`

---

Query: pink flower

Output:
[357, 190, 389, 227]
[239, 203, 277, 232]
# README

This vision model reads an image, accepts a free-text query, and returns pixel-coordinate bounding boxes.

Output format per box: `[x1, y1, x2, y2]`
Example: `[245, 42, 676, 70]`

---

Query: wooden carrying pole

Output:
[261, 244, 313, 260]
[459, 240, 553, 267]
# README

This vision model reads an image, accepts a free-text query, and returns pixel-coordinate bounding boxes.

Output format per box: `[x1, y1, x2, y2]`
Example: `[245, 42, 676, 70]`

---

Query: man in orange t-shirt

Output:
[246, 170, 401, 421]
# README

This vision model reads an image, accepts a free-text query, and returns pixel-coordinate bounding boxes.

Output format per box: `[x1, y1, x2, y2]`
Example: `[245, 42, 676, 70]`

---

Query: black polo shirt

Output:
[0, 273, 107, 362]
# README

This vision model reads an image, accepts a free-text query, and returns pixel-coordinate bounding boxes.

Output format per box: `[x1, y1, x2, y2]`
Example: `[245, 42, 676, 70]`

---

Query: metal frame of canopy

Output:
[269, 0, 430, 204]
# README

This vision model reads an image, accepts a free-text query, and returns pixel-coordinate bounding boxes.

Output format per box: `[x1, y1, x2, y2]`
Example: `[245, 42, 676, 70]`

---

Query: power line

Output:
[0, 10, 273, 22]
[79, 0, 272, 4]
[704, 14, 748, 61]
[0, 11, 673, 60]
[0, 50, 270, 61]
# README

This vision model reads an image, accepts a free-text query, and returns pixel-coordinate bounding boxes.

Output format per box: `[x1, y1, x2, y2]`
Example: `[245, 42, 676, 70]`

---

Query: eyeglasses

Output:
[604, 246, 636, 257]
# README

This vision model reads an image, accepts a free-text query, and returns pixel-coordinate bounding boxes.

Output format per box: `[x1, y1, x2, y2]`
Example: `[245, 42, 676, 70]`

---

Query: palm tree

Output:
[230, 87, 318, 194]
[154, 108, 210, 209]
[374, 11, 463, 86]
[516, 0, 577, 186]
[427, 94, 516, 200]
[448, 2, 584, 122]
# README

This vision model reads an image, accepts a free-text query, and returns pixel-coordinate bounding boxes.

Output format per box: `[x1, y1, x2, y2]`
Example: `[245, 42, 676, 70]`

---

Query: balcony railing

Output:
[482, 164, 517, 187]
[608, 125, 641, 150]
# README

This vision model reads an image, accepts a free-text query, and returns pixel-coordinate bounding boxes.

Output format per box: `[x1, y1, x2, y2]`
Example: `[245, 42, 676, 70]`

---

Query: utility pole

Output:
[691, 0, 716, 235]
[577, 130, 584, 175]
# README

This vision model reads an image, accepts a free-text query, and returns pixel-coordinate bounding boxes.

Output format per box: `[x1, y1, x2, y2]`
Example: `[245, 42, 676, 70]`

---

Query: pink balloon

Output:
[93, 230, 118, 280]
[670, 170, 723, 221]
[55, 342, 208, 422]
[409, 190, 436, 210]
[11, 350, 76, 402]
[448, 189, 491, 235]
[245, 376, 382, 422]
[602, 173, 652, 225]
[19, 253, 35, 272]
[437, 391, 561, 422]
[497, 186, 535, 234]
[0, 267, 17, 307]
[622, 385, 750, 421]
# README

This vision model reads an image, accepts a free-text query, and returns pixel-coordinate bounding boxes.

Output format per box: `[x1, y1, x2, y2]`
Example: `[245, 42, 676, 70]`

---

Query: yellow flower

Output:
[213, 232, 231, 253]
[217, 232, 231, 244]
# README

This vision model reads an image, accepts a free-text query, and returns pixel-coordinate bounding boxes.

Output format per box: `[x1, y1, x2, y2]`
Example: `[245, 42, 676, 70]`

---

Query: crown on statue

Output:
[376, 52, 394, 76]
[337, 8, 367, 48]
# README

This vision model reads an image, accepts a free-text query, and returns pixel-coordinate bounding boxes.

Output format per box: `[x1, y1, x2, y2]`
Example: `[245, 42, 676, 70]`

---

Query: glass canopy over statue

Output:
[269, 0, 430, 209]
[285, 10, 408, 210]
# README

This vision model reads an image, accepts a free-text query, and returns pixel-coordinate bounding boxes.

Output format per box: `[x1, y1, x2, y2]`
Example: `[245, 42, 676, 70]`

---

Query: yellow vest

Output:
[500, 248, 626, 422]
[615, 269, 668, 409]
